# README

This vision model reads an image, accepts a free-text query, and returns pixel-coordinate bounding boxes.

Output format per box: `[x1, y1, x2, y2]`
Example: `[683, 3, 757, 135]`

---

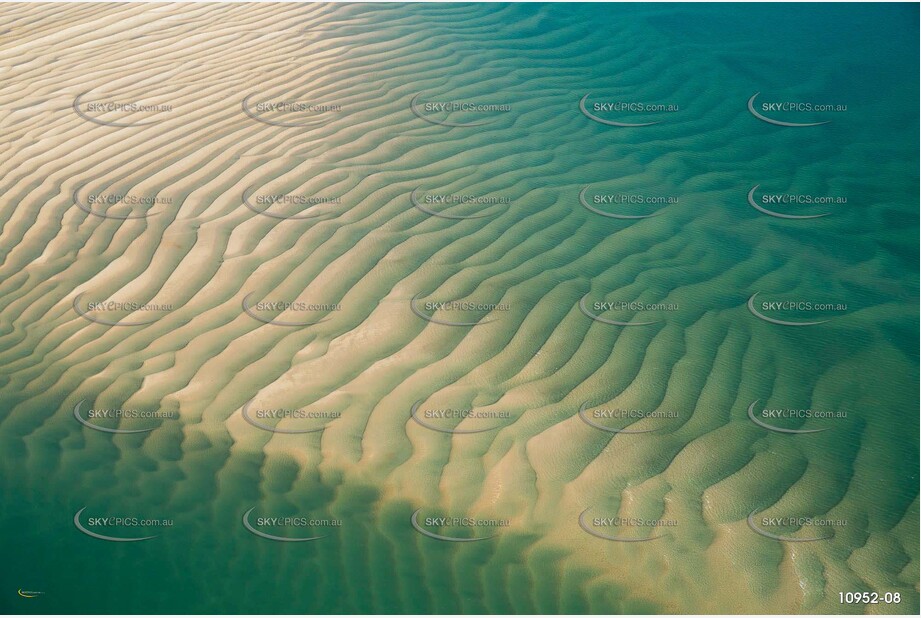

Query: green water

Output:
[0, 2, 917, 614]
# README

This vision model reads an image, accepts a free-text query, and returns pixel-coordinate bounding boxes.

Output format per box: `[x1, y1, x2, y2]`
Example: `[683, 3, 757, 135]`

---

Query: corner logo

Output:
[18, 589, 44, 598]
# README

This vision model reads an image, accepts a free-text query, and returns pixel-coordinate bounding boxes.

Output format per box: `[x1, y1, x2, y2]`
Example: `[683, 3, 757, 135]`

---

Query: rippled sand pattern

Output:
[0, 3, 918, 614]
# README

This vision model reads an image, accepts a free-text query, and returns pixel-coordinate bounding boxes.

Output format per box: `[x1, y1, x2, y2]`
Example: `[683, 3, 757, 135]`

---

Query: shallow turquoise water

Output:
[0, 3, 917, 614]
